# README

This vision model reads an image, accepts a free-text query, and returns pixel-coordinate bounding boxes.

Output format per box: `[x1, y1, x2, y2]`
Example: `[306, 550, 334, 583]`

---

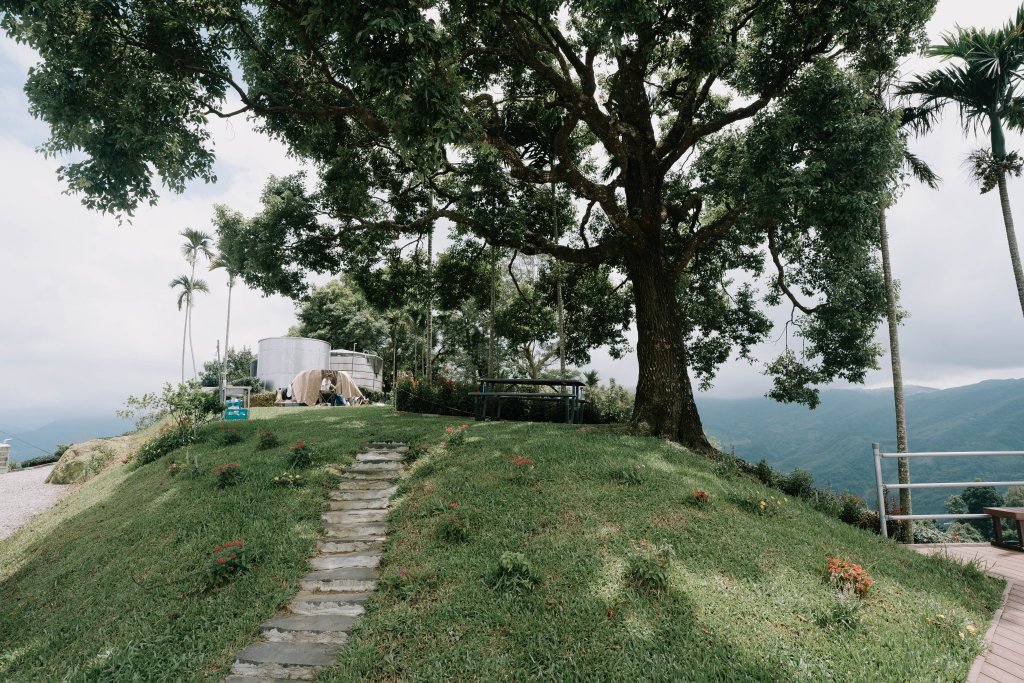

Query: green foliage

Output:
[216, 425, 242, 446]
[199, 347, 256, 387]
[946, 485, 1004, 537]
[434, 508, 471, 544]
[625, 542, 673, 593]
[609, 465, 644, 486]
[205, 540, 252, 588]
[256, 428, 279, 450]
[135, 427, 194, 466]
[488, 552, 540, 595]
[781, 468, 816, 499]
[18, 450, 65, 468]
[250, 391, 278, 408]
[211, 462, 242, 489]
[116, 392, 166, 431]
[289, 279, 389, 353]
[287, 440, 313, 469]
[817, 592, 862, 632]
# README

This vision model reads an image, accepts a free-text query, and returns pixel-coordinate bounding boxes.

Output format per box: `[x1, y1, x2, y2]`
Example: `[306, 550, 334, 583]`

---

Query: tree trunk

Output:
[488, 246, 496, 377]
[221, 277, 233, 403]
[880, 208, 912, 543]
[996, 173, 1024, 319]
[426, 227, 433, 387]
[629, 258, 711, 452]
[188, 302, 198, 379]
[180, 305, 188, 384]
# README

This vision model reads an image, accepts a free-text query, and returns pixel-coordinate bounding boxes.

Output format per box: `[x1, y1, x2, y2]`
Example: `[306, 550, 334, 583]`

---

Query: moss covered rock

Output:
[45, 436, 134, 485]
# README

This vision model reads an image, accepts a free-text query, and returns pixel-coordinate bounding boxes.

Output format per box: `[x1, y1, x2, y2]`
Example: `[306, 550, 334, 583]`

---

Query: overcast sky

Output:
[1, 1, 1023, 431]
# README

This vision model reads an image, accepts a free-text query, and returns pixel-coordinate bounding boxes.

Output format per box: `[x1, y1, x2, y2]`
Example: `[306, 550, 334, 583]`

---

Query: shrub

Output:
[272, 471, 304, 488]
[217, 424, 243, 445]
[753, 494, 786, 517]
[838, 493, 870, 526]
[435, 507, 471, 543]
[212, 462, 242, 488]
[509, 455, 537, 485]
[250, 391, 277, 407]
[136, 426, 194, 465]
[206, 540, 252, 587]
[256, 428, 279, 450]
[287, 440, 313, 469]
[609, 465, 644, 485]
[442, 423, 468, 448]
[19, 452, 63, 468]
[752, 459, 778, 487]
[625, 541, 673, 593]
[488, 551, 541, 594]
[359, 387, 387, 404]
[826, 557, 873, 597]
[817, 590, 862, 631]
[781, 468, 815, 499]
[692, 490, 711, 508]
[582, 379, 635, 423]
[946, 522, 985, 543]
[396, 376, 475, 417]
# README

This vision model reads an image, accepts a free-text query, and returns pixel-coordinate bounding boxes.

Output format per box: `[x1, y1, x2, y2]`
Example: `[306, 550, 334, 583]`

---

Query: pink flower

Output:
[439, 441, 447, 447]
[398, 569, 409, 576]
[217, 558, 227, 565]
[460, 424, 468, 431]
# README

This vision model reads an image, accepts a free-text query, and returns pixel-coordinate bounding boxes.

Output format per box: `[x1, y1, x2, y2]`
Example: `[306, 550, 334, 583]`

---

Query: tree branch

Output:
[767, 225, 821, 314]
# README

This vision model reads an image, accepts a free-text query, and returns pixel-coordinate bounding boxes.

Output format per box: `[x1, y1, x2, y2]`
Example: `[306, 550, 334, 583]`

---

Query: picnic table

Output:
[984, 507, 1024, 552]
[469, 378, 586, 424]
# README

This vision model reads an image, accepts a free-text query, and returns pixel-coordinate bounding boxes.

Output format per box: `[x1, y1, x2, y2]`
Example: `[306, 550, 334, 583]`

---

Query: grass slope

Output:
[0, 408, 1004, 682]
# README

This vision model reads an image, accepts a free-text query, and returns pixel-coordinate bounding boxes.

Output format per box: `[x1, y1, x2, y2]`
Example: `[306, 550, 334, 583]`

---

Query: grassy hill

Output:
[0, 408, 1004, 681]
[698, 379, 1024, 511]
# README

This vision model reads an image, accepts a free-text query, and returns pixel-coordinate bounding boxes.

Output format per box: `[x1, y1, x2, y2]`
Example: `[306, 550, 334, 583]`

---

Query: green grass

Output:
[0, 408, 1005, 682]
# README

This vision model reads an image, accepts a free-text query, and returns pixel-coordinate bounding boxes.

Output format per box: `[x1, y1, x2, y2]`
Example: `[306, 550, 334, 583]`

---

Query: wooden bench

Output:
[983, 507, 1024, 552]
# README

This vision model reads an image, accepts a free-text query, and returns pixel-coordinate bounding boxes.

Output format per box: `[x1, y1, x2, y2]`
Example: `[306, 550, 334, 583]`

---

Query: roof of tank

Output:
[330, 349, 383, 359]
[257, 336, 329, 344]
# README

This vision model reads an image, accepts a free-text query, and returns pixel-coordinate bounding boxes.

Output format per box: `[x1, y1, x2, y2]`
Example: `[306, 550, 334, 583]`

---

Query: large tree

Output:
[2, 1, 935, 449]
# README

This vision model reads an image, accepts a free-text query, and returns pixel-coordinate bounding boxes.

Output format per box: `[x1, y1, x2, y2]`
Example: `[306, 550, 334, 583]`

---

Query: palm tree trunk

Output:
[221, 277, 233, 402]
[880, 208, 912, 542]
[181, 307, 188, 384]
[188, 260, 197, 380]
[996, 173, 1024, 319]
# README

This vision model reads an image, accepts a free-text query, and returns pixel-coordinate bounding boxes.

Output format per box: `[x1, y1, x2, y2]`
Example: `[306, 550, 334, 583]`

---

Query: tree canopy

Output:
[2, 0, 937, 448]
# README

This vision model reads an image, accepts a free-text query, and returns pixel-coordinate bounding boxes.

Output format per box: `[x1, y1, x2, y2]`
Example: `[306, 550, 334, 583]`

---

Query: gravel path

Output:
[0, 465, 75, 541]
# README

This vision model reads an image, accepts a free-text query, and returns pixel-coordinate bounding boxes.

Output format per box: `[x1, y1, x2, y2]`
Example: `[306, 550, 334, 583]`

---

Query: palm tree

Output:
[170, 275, 210, 383]
[899, 5, 1024, 318]
[209, 252, 242, 402]
[180, 228, 214, 378]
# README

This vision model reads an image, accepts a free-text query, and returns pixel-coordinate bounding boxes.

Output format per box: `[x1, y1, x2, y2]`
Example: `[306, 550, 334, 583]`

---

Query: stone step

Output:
[261, 614, 357, 645]
[334, 479, 398, 491]
[321, 510, 388, 525]
[355, 452, 405, 463]
[366, 442, 409, 451]
[339, 470, 401, 482]
[323, 524, 387, 540]
[301, 566, 379, 592]
[309, 551, 381, 570]
[318, 538, 385, 554]
[348, 460, 404, 471]
[290, 591, 372, 616]
[225, 676, 298, 683]
[231, 642, 338, 680]
[327, 498, 390, 511]
[329, 487, 396, 500]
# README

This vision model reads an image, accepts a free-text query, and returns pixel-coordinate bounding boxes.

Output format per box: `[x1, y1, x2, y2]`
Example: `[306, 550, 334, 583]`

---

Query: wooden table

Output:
[984, 507, 1024, 552]
[469, 378, 586, 424]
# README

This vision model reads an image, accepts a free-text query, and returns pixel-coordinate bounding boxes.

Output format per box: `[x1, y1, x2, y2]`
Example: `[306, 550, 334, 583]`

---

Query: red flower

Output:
[449, 502, 458, 508]
[439, 441, 447, 447]
[217, 557, 227, 565]
[213, 545, 222, 552]
[460, 424, 468, 430]
[230, 554, 236, 559]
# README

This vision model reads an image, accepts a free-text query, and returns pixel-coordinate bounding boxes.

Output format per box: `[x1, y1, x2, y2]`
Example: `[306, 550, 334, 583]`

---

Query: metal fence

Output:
[872, 443, 1024, 538]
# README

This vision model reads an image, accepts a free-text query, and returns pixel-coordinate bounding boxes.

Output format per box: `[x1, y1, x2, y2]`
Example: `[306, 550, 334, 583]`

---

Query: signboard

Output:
[224, 398, 249, 421]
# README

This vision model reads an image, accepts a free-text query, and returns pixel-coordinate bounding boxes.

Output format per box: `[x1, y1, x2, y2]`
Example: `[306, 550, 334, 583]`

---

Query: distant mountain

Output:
[3, 415, 133, 462]
[697, 379, 1024, 512]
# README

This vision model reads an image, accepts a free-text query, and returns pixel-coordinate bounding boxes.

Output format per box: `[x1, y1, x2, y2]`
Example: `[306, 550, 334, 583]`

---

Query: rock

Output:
[45, 436, 135, 485]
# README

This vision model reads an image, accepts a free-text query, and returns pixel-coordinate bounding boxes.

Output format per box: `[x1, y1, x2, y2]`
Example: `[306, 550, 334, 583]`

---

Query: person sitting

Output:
[320, 377, 337, 405]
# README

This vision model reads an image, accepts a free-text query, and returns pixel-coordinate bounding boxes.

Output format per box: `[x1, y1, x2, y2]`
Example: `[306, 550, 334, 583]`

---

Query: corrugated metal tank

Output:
[329, 350, 384, 391]
[257, 337, 331, 391]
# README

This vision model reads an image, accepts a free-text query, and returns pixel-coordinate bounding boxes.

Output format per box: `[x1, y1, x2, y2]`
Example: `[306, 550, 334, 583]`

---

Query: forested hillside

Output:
[698, 379, 1024, 512]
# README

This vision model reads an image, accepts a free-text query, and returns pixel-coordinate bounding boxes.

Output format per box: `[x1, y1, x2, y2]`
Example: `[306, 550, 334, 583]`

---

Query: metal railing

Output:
[872, 443, 1024, 538]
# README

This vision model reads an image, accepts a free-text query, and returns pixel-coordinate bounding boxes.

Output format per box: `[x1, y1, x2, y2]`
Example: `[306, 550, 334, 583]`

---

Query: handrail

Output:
[872, 442, 1024, 538]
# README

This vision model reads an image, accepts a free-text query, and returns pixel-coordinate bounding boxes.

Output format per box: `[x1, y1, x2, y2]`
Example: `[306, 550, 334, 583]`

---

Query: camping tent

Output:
[287, 369, 365, 406]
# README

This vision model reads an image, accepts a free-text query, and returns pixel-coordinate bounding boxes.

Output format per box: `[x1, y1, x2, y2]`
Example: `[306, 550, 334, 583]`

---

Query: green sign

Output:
[224, 407, 249, 421]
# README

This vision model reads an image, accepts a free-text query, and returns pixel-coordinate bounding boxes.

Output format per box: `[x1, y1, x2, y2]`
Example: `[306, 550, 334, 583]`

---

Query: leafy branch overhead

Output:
[2, 0, 937, 447]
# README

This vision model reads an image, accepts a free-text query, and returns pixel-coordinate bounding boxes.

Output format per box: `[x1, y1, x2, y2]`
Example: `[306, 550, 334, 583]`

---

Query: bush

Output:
[826, 557, 873, 597]
[396, 376, 475, 417]
[19, 452, 63, 468]
[136, 427, 194, 465]
[250, 391, 277, 408]
[752, 459, 778, 488]
[625, 541, 673, 593]
[359, 387, 387, 404]
[212, 462, 242, 488]
[488, 552, 540, 594]
[205, 540, 252, 587]
[217, 425, 243, 445]
[781, 468, 815, 499]
[256, 427, 279, 450]
[287, 440, 313, 469]
[435, 507, 471, 543]
[582, 380, 634, 424]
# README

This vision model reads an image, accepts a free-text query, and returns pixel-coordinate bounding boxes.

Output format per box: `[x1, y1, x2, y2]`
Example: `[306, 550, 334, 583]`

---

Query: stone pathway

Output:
[225, 442, 407, 682]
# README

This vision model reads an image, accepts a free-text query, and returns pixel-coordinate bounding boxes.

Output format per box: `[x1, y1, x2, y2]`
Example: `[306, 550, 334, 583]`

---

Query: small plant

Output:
[509, 455, 537, 485]
[442, 423, 468, 448]
[206, 540, 252, 586]
[217, 424, 243, 445]
[926, 613, 983, 653]
[380, 567, 435, 601]
[212, 462, 242, 488]
[136, 426, 194, 465]
[692, 489, 711, 508]
[256, 427, 279, 450]
[272, 471, 304, 487]
[287, 440, 313, 469]
[435, 507, 471, 543]
[609, 465, 643, 485]
[753, 494, 786, 517]
[625, 540, 674, 593]
[817, 588, 862, 631]
[826, 557, 873, 597]
[488, 551, 541, 594]
[167, 460, 189, 477]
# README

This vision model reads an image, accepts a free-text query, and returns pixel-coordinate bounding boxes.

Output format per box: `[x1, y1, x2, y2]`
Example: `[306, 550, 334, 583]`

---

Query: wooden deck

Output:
[911, 543, 1024, 682]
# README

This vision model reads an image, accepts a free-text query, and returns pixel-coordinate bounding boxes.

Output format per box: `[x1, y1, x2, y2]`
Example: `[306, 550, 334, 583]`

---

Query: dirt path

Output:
[0, 465, 74, 541]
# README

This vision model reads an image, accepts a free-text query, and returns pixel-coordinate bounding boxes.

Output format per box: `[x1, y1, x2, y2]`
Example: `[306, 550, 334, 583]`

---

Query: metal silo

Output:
[257, 337, 331, 391]
[329, 350, 384, 391]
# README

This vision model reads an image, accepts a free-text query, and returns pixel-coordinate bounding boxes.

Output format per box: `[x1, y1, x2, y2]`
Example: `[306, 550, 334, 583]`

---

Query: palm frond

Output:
[902, 151, 941, 188]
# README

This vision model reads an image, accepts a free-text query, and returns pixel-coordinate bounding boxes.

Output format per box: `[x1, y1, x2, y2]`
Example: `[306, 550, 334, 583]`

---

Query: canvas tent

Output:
[286, 369, 365, 406]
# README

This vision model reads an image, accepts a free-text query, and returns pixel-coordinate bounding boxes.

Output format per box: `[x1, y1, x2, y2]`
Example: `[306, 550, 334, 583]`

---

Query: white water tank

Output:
[257, 337, 331, 391]
[329, 350, 384, 391]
